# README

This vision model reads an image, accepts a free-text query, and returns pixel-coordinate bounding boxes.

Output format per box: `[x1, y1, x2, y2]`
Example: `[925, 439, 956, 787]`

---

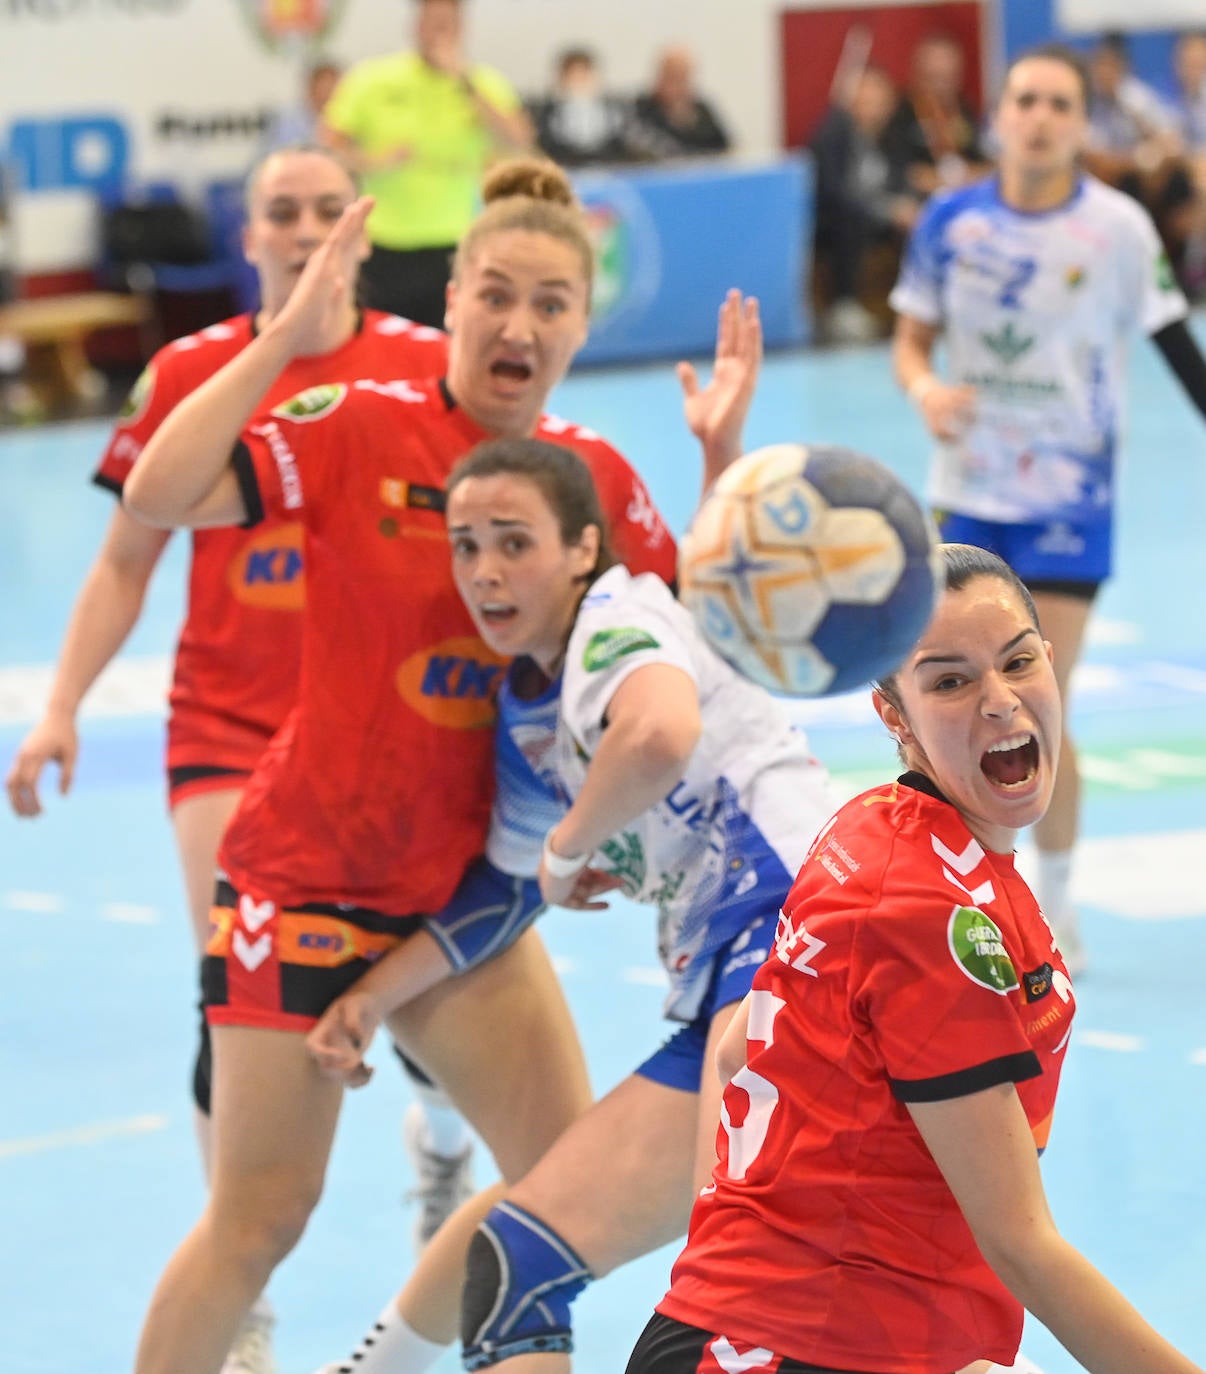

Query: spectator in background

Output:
[1172, 30, 1206, 295]
[631, 47, 731, 159]
[883, 32, 991, 204]
[811, 65, 918, 344]
[531, 47, 638, 168]
[1082, 30, 1195, 283]
[320, 0, 533, 328]
[260, 59, 342, 154]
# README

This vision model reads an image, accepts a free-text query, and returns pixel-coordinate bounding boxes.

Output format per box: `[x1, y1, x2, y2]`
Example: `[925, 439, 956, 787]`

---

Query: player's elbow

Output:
[973, 1215, 1070, 1313]
[121, 473, 174, 529]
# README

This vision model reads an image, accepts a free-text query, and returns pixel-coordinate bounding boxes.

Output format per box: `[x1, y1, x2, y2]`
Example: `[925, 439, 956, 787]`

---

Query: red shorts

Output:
[202, 879, 424, 1032]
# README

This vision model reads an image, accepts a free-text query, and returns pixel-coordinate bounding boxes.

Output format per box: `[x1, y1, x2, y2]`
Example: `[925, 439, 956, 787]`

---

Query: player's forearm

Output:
[44, 554, 160, 718]
[552, 715, 699, 858]
[892, 322, 938, 397]
[988, 1230, 1203, 1374]
[359, 929, 455, 1017]
[125, 324, 296, 525]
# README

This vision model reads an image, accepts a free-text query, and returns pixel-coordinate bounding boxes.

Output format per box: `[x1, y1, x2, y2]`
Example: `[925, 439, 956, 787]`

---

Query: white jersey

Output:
[546, 565, 835, 1021]
[890, 174, 1186, 523]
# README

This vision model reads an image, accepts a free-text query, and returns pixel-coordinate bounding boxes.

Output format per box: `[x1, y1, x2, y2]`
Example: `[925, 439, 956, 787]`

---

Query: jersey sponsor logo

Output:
[1156, 251, 1178, 292]
[227, 522, 305, 610]
[581, 626, 659, 671]
[980, 321, 1036, 365]
[1024, 961, 1055, 1002]
[948, 906, 1019, 994]
[271, 382, 347, 421]
[395, 636, 508, 729]
[379, 477, 446, 512]
[1065, 265, 1086, 290]
[119, 365, 155, 423]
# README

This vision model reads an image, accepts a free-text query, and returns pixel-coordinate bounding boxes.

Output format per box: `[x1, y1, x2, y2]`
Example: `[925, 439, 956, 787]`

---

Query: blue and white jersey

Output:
[890, 175, 1187, 523]
[548, 565, 835, 1022]
[486, 667, 565, 880]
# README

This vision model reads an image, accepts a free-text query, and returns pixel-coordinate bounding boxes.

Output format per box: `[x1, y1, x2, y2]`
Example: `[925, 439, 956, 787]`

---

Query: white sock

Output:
[1034, 848, 1074, 927]
[412, 1080, 472, 1157]
[329, 1302, 446, 1374]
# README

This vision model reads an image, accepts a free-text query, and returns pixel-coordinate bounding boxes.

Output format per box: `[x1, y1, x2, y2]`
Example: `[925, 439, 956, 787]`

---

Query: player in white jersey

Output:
[891, 43, 1206, 973]
[305, 435, 836, 1374]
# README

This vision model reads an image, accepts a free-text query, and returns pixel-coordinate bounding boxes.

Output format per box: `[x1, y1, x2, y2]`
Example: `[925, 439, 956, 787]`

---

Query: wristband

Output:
[908, 374, 939, 406]
[542, 831, 590, 880]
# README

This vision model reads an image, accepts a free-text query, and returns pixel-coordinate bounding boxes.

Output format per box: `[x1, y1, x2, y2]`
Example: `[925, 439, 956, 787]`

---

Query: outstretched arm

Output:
[679, 288, 763, 497]
[1151, 319, 1206, 423]
[910, 1084, 1204, 1374]
[124, 197, 374, 529]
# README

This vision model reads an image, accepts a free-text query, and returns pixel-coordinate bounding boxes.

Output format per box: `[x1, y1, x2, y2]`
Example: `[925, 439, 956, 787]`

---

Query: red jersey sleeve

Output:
[536, 414, 678, 583]
[233, 381, 360, 528]
[93, 319, 251, 494]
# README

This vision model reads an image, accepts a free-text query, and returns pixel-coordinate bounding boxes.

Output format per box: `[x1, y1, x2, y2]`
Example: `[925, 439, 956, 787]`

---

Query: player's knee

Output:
[192, 1013, 212, 1115]
[461, 1201, 592, 1370]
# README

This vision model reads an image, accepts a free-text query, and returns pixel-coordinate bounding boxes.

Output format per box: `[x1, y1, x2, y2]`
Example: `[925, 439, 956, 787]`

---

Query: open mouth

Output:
[490, 359, 533, 383]
[478, 602, 518, 626]
[980, 733, 1039, 789]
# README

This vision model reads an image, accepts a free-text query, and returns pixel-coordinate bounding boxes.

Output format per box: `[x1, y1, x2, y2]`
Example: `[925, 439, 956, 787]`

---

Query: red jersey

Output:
[92, 311, 451, 775]
[219, 377, 676, 915]
[660, 773, 1076, 1374]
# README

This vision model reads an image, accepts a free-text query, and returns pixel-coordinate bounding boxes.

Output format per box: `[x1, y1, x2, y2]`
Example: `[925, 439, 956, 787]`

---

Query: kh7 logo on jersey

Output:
[227, 522, 305, 609]
[395, 636, 508, 729]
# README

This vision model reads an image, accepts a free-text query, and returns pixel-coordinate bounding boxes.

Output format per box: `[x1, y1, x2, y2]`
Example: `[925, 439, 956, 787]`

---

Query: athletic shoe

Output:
[823, 298, 880, 345]
[221, 1298, 276, 1374]
[403, 1100, 475, 1247]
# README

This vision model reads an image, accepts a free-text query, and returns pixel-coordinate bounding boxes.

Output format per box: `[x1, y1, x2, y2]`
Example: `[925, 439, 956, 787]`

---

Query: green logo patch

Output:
[271, 383, 347, 421]
[119, 365, 154, 422]
[948, 907, 1018, 994]
[980, 321, 1035, 366]
[1156, 251, 1178, 292]
[582, 626, 659, 672]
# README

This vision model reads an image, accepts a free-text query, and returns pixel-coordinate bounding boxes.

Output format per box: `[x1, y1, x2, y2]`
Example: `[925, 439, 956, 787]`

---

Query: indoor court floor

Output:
[2, 322, 1204, 1373]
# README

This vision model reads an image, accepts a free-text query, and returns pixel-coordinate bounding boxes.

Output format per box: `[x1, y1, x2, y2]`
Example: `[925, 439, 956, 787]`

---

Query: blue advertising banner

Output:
[573, 156, 812, 366]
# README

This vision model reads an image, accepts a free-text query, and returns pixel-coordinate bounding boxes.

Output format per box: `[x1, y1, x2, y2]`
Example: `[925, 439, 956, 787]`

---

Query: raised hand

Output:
[677, 289, 763, 494]
[273, 195, 374, 358]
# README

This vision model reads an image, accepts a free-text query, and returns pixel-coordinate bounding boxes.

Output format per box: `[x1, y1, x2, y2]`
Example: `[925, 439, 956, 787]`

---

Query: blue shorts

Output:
[936, 508, 1111, 591]
[423, 858, 545, 973]
[636, 915, 775, 1094]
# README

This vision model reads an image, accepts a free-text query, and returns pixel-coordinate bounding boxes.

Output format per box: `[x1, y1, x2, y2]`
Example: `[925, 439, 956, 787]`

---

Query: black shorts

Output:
[361, 243, 455, 330]
[625, 1313, 885, 1374]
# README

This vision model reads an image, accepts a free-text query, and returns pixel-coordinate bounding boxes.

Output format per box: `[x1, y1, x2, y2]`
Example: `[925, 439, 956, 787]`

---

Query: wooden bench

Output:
[0, 291, 151, 409]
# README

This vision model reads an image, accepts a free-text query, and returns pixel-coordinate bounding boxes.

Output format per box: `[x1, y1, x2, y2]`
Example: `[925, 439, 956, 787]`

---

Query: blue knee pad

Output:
[461, 1201, 592, 1369]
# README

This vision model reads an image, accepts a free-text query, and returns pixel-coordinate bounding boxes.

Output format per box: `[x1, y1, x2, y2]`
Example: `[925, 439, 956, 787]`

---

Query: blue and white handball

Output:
[678, 444, 942, 697]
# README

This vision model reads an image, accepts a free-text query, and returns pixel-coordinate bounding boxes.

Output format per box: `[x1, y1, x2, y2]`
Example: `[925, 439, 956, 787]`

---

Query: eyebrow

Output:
[448, 517, 531, 532]
[914, 627, 1037, 669]
[480, 268, 575, 291]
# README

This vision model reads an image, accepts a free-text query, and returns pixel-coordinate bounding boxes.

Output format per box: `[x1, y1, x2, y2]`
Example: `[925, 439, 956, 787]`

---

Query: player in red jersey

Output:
[2, 144, 465, 1374]
[628, 545, 1203, 1374]
[120, 158, 755, 1374]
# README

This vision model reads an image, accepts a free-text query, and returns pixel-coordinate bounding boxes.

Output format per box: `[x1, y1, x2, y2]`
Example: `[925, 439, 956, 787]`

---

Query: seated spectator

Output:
[811, 65, 918, 343]
[1172, 30, 1206, 295]
[1083, 31, 1195, 284]
[631, 46, 731, 159]
[530, 47, 638, 167]
[260, 59, 342, 155]
[883, 32, 991, 203]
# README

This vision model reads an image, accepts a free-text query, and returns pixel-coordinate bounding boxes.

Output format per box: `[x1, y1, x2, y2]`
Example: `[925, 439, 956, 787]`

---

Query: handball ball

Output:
[678, 444, 942, 697]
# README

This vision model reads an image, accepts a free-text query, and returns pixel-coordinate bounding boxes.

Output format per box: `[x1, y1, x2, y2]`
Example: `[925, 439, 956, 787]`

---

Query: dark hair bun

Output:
[482, 157, 576, 208]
